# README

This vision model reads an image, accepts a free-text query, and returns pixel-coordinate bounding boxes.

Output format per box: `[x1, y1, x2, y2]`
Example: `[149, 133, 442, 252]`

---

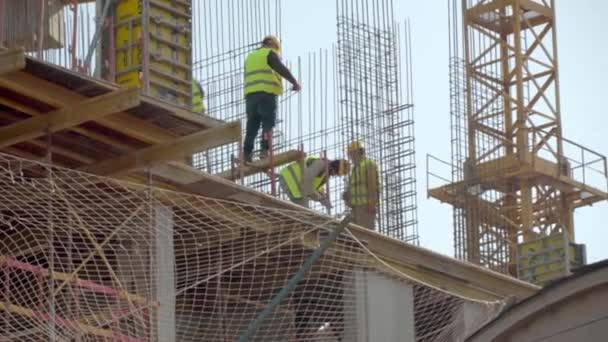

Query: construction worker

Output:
[242, 35, 301, 163]
[343, 141, 379, 230]
[279, 157, 349, 209]
[192, 79, 206, 114]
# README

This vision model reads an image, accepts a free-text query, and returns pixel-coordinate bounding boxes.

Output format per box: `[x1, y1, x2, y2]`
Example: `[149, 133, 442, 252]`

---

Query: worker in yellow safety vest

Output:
[242, 35, 301, 163]
[279, 157, 349, 209]
[343, 141, 379, 230]
[192, 79, 206, 114]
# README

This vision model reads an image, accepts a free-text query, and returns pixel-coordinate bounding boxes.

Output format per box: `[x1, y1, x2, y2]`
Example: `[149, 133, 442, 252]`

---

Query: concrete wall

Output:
[468, 264, 608, 342]
[505, 284, 608, 342]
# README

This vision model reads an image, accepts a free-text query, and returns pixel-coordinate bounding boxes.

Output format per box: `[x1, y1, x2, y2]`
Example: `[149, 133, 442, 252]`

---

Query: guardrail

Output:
[532, 131, 608, 194]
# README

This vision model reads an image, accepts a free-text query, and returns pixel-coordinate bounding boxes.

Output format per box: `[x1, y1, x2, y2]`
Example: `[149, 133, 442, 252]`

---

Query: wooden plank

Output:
[25, 55, 222, 128]
[0, 88, 140, 148]
[0, 72, 179, 145]
[80, 122, 241, 176]
[215, 150, 303, 180]
[0, 48, 25, 75]
[140, 94, 225, 129]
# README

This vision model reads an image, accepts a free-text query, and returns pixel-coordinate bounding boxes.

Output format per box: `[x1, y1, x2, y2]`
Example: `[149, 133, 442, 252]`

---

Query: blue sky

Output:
[280, 0, 608, 262]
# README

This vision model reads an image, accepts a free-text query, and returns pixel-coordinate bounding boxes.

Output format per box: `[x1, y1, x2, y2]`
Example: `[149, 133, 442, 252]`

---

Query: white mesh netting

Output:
[0, 153, 504, 341]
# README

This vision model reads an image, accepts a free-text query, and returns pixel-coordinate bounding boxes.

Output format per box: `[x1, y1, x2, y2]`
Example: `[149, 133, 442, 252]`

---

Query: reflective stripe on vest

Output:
[244, 48, 283, 96]
[280, 157, 326, 200]
[348, 158, 378, 205]
[192, 80, 205, 113]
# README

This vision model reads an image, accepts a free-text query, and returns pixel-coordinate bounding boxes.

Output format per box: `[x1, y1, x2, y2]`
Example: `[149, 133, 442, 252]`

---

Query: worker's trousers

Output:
[351, 205, 376, 230]
[243, 92, 277, 160]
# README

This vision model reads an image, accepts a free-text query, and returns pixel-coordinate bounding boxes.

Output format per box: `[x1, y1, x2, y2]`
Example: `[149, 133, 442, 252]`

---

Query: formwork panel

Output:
[114, 0, 192, 107]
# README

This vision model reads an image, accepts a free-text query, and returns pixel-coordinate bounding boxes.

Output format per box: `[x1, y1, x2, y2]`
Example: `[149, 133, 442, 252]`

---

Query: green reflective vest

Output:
[192, 79, 205, 113]
[348, 158, 378, 206]
[280, 157, 327, 200]
[244, 48, 283, 96]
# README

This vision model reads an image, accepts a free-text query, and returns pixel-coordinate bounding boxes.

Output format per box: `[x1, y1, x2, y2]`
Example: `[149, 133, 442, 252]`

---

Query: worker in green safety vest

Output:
[192, 79, 206, 114]
[343, 141, 380, 230]
[279, 157, 349, 209]
[184, 79, 206, 166]
[242, 35, 301, 163]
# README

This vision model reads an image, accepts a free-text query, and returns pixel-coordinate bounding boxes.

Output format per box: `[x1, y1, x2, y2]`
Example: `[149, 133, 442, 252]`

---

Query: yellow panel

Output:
[115, 23, 142, 73]
[517, 233, 578, 285]
[150, 69, 189, 95]
[150, 1, 190, 23]
[116, 71, 141, 88]
[114, 0, 192, 100]
[116, 0, 142, 21]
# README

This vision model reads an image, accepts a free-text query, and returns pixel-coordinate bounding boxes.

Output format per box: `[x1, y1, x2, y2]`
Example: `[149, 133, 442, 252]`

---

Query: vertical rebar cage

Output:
[336, 0, 418, 242]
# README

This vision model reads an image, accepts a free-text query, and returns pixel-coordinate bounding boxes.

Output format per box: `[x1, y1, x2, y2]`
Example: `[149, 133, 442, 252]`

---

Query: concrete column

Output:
[152, 204, 176, 342]
[344, 269, 416, 342]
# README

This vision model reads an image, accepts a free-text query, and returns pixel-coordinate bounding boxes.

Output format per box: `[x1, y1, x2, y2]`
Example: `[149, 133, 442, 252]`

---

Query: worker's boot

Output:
[259, 149, 269, 160]
[243, 152, 253, 164]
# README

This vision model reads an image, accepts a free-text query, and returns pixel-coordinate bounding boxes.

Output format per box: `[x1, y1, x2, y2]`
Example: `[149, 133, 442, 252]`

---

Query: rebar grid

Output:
[336, 0, 418, 242]
[188, 0, 418, 243]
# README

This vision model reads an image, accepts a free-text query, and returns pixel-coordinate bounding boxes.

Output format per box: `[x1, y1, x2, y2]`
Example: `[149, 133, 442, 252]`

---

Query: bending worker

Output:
[243, 35, 301, 163]
[343, 141, 379, 230]
[279, 156, 349, 209]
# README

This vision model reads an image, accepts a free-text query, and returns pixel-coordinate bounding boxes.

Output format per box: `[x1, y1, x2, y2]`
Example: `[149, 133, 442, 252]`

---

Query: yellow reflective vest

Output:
[192, 79, 205, 113]
[348, 158, 379, 206]
[244, 48, 283, 96]
[280, 157, 327, 200]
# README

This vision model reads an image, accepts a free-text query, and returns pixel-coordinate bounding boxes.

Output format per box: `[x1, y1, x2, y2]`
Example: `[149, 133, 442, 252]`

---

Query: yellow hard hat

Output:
[347, 140, 364, 153]
[262, 35, 281, 52]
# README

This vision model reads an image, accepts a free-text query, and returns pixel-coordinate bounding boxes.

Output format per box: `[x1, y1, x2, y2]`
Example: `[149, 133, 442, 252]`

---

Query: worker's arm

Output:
[366, 163, 379, 207]
[267, 51, 300, 88]
[302, 160, 326, 201]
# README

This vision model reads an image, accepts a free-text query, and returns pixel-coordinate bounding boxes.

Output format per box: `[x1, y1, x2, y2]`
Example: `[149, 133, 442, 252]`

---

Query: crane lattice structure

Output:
[430, 0, 608, 278]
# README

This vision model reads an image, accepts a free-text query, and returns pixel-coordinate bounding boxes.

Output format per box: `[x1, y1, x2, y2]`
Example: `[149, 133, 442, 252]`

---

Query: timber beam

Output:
[0, 88, 140, 148]
[215, 150, 303, 181]
[0, 72, 179, 145]
[80, 121, 241, 176]
[0, 48, 25, 75]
